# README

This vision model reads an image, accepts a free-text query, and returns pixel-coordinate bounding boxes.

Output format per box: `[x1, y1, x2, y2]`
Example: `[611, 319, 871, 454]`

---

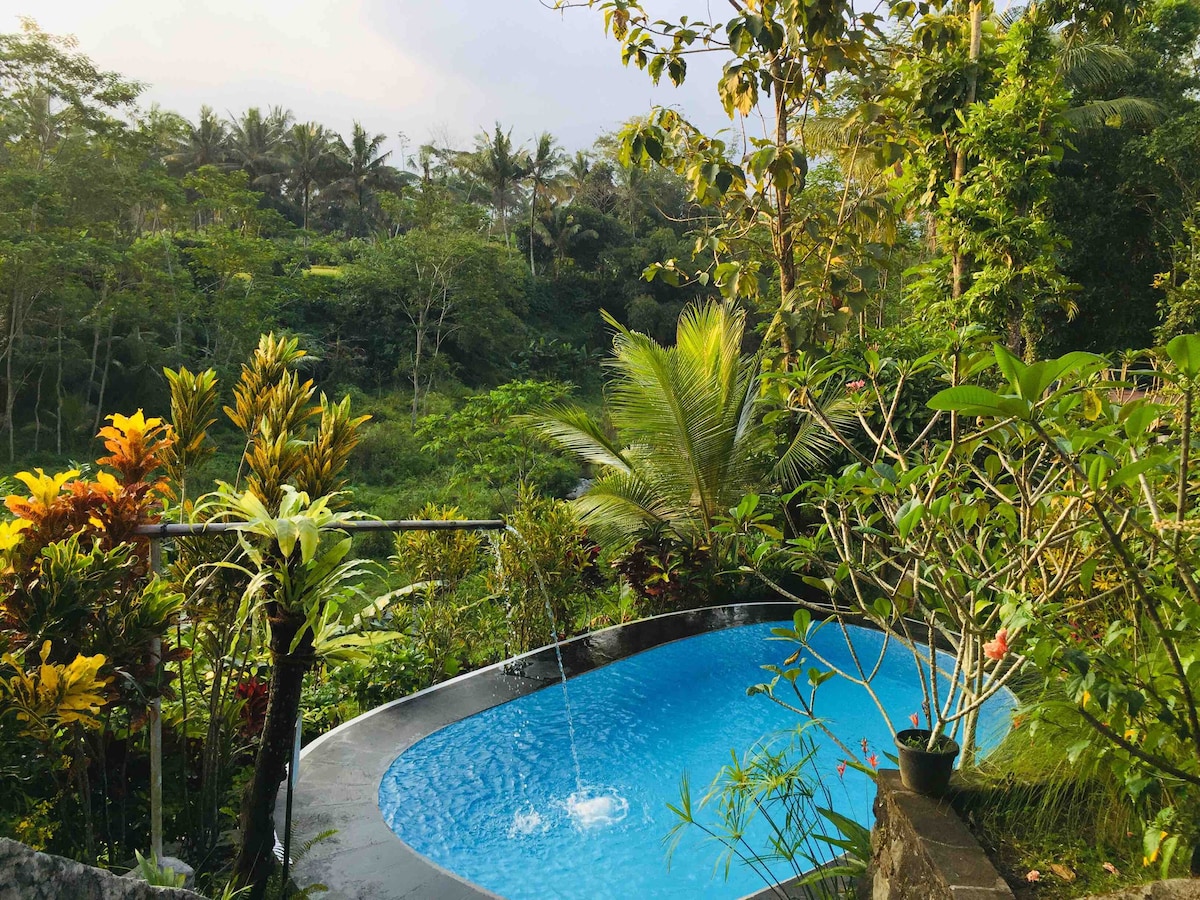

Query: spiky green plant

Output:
[532, 302, 842, 550]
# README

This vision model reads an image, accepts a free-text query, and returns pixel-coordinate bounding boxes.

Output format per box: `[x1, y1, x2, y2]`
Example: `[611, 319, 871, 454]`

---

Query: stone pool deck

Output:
[287, 602, 798, 900]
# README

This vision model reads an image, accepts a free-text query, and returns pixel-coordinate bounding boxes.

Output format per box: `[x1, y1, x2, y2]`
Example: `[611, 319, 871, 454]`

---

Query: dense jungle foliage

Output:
[2, 0, 1200, 895]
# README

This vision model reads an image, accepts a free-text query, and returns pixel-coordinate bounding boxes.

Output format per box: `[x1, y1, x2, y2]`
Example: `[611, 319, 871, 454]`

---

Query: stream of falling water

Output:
[499, 525, 627, 831]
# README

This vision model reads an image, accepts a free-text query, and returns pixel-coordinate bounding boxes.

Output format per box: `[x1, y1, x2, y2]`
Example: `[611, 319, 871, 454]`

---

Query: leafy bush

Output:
[489, 489, 603, 652]
[419, 380, 582, 507]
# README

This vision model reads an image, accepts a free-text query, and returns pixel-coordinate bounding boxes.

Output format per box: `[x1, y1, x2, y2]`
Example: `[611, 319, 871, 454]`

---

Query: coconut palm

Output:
[330, 122, 399, 235]
[285, 121, 338, 232]
[526, 131, 566, 274]
[532, 302, 846, 548]
[167, 105, 229, 172]
[535, 203, 598, 275]
[462, 123, 528, 247]
[566, 149, 591, 199]
[1056, 38, 1163, 130]
[226, 106, 292, 196]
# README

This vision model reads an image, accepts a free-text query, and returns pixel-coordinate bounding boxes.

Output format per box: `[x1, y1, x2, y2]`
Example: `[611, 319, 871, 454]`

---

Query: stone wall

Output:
[865, 769, 1014, 900]
[0, 838, 202, 900]
[863, 771, 1200, 900]
[1087, 882, 1200, 899]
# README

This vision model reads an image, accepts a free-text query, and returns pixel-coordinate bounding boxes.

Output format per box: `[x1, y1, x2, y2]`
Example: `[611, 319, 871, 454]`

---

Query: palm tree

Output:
[566, 150, 591, 199]
[331, 122, 398, 235]
[167, 105, 229, 172]
[535, 203, 598, 275]
[226, 106, 293, 195]
[285, 122, 337, 232]
[1056, 39, 1163, 131]
[532, 303, 843, 549]
[462, 123, 528, 248]
[526, 131, 566, 273]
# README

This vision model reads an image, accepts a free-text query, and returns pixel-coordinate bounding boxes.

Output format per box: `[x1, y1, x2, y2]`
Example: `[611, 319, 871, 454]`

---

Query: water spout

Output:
[504, 524, 584, 792]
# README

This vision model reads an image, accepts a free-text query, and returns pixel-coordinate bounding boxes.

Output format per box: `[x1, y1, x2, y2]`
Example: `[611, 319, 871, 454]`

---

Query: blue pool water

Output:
[379, 622, 1014, 900]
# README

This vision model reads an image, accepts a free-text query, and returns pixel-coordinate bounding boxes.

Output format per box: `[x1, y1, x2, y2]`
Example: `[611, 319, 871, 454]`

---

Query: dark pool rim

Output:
[288, 601, 847, 900]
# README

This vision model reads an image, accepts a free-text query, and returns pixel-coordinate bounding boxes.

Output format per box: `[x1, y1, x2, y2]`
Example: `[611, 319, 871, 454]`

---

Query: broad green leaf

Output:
[1121, 401, 1165, 440]
[895, 499, 925, 540]
[927, 385, 1008, 415]
[1108, 458, 1158, 490]
[993, 344, 1025, 391]
[1166, 333, 1200, 378]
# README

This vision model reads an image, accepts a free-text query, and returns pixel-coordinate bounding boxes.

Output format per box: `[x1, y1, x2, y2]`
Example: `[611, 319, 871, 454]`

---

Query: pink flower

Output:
[910, 713, 920, 728]
[867, 753, 878, 769]
[837, 761, 846, 778]
[846, 379, 866, 392]
[1103, 862, 1119, 875]
[984, 628, 1009, 661]
[1026, 870, 1041, 882]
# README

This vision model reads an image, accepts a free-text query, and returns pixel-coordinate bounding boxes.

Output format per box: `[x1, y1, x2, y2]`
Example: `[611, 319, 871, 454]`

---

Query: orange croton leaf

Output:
[96, 410, 174, 485]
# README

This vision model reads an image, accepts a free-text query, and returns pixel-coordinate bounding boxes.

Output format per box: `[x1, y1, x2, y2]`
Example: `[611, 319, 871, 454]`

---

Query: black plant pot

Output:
[895, 729, 960, 796]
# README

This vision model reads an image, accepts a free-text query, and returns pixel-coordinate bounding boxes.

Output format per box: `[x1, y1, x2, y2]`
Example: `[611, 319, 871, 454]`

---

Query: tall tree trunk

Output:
[161, 234, 184, 365]
[951, 2, 984, 302]
[231, 615, 314, 899]
[55, 320, 64, 455]
[87, 312, 101, 401]
[32, 365, 42, 453]
[6, 291, 19, 464]
[499, 191, 510, 248]
[529, 184, 538, 275]
[767, 63, 804, 370]
[411, 315, 424, 428]
[93, 316, 114, 435]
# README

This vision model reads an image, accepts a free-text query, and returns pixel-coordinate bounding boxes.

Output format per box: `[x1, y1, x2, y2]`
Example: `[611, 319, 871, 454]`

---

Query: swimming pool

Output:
[378, 621, 1014, 900]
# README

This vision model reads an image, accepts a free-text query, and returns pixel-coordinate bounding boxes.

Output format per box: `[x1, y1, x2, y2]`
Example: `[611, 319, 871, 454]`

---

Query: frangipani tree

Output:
[728, 334, 1031, 765]
[736, 330, 1200, 873]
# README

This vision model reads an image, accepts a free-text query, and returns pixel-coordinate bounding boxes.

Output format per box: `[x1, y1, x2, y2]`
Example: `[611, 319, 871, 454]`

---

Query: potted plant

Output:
[894, 728, 960, 796]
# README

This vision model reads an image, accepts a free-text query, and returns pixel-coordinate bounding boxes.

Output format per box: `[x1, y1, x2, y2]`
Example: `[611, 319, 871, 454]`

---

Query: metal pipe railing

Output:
[133, 518, 507, 537]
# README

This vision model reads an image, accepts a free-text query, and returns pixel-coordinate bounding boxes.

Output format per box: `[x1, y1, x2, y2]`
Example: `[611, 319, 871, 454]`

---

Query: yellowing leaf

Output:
[0, 519, 29, 552]
[13, 468, 80, 507]
[0, 642, 110, 739]
[99, 410, 163, 442]
[94, 471, 121, 496]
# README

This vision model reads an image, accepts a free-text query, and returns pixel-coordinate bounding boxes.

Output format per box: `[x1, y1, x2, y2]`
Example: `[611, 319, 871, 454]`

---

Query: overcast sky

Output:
[2, 1, 736, 158]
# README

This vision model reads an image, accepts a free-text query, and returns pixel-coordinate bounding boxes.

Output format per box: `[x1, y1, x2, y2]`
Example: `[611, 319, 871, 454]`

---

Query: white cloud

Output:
[2, 0, 732, 152]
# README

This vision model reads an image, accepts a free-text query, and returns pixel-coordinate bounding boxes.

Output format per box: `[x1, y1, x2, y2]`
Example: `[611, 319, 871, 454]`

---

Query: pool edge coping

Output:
[297, 601, 796, 766]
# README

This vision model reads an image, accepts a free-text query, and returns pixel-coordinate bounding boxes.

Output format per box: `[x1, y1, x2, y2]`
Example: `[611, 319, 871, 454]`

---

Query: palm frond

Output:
[1064, 97, 1164, 131]
[526, 406, 630, 471]
[772, 392, 858, 488]
[573, 469, 685, 546]
[1057, 42, 1134, 90]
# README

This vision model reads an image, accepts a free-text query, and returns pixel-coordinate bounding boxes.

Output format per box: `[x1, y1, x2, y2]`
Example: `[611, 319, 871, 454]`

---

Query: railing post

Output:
[280, 714, 302, 899]
[149, 536, 164, 861]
